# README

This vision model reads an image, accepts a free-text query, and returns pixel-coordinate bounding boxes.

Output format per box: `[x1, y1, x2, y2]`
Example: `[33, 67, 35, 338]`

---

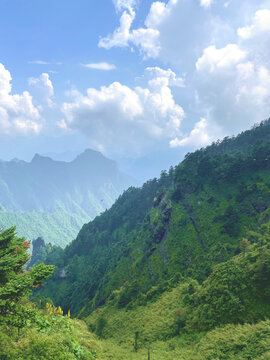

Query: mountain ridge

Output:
[0, 148, 136, 246]
[3, 119, 270, 360]
[37, 119, 270, 315]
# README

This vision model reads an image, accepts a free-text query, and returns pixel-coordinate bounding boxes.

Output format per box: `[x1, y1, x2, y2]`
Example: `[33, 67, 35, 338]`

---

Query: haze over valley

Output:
[0, 149, 135, 246]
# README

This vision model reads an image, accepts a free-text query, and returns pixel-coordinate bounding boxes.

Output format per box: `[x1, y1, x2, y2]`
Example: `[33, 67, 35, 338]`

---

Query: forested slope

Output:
[2, 119, 270, 359]
[38, 119, 270, 316]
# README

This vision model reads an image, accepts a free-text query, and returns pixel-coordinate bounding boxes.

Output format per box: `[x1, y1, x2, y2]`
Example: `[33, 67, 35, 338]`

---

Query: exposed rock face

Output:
[252, 202, 268, 213]
[151, 193, 172, 244]
[32, 237, 46, 257]
[27, 237, 46, 269]
[151, 223, 166, 244]
[160, 200, 172, 224]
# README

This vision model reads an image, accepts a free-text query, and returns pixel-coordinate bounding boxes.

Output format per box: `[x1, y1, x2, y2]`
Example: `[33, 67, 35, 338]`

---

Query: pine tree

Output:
[0, 227, 55, 334]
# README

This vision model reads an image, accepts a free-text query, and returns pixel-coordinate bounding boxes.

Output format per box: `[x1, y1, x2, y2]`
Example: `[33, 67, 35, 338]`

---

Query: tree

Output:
[0, 227, 55, 335]
[239, 238, 251, 255]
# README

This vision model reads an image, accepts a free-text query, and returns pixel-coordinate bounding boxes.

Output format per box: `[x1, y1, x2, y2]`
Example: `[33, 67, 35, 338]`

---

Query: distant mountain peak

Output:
[74, 149, 104, 160]
[0, 147, 135, 246]
[73, 148, 117, 167]
[31, 153, 53, 164]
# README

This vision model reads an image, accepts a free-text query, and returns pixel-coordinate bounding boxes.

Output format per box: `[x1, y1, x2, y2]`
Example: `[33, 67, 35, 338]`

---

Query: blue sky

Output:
[1, 0, 270, 166]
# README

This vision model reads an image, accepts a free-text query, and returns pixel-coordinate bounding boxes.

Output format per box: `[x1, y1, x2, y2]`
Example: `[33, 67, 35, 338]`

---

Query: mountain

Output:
[0, 149, 136, 246]
[37, 119, 270, 316]
[3, 119, 270, 359]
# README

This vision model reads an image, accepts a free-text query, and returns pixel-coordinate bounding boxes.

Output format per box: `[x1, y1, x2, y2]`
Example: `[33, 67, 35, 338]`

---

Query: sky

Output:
[1, 0, 270, 166]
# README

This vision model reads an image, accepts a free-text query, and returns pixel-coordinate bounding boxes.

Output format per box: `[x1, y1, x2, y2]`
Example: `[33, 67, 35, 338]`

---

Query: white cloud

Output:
[28, 73, 54, 107]
[99, 8, 135, 49]
[195, 8, 270, 137]
[0, 63, 41, 135]
[61, 67, 185, 155]
[81, 62, 116, 70]
[238, 9, 270, 39]
[131, 28, 160, 59]
[28, 60, 50, 65]
[113, 0, 136, 12]
[28, 60, 62, 65]
[170, 118, 212, 147]
[145, 67, 185, 87]
[236, 63, 270, 106]
[99, 0, 178, 59]
[196, 44, 246, 72]
[56, 119, 68, 130]
[200, 0, 213, 8]
[145, 0, 178, 28]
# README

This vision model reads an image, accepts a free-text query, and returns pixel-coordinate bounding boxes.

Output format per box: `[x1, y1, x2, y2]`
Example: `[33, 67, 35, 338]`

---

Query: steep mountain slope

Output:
[0, 149, 135, 246]
[38, 119, 270, 316]
[85, 226, 270, 345]
[2, 223, 270, 360]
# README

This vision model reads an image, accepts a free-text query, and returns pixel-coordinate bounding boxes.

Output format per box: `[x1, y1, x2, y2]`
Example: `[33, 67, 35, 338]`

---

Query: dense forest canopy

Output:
[1, 120, 270, 359]
[35, 119, 270, 316]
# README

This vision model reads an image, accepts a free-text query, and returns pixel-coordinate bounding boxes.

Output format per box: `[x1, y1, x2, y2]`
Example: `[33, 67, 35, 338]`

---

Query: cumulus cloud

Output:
[28, 73, 54, 107]
[200, 0, 213, 8]
[0, 63, 41, 135]
[170, 118, 212, 147]
[81, 62, 116, 70]
[99, 8, 136, 49]
[145, 67, 185, 87]
[194, 7, 270, 137]
[99, 0, 178, 59]
[61, 67, 185, 155]
[196, 44, 246, 72]
[113, 0, 136, 12]
[237, 9, 270, 39]
[145, 0, 178, 28]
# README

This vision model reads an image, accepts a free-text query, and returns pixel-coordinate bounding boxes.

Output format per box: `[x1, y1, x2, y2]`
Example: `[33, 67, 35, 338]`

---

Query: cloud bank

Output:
[0, 63, 41, 135]
[61, 67, 185, 155]
[28, 73, 54, 107]
[99, 0, 178, 59]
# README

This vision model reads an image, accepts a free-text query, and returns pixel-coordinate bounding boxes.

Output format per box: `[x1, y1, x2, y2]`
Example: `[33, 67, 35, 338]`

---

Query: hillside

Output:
[85, 227, 270, 358]
[0, 149, 135, 246]
[2, 119, 270, 359]
[37, 119, 270, 316]
[1, 218, 270, 360]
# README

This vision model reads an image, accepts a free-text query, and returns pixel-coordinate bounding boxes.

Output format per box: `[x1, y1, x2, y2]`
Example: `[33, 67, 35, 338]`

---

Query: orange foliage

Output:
[22, 240, 31, 250]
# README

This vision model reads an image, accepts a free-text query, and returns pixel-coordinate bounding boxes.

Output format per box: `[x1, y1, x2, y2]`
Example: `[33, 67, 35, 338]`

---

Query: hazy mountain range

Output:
[0, 149, 136, 246]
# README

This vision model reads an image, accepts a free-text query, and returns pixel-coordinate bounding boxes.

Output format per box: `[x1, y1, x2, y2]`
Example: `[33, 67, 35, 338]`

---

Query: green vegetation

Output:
[85, 226, 270, 340]
[0, 304, 100, 360]
[2, 120, 270, 358]
[37, 120, 270, 318]
[0, 207, 88, 247]
[0, 226, 99, 359]
[0, 227, 54, 332]
[2, 226, 270, 359]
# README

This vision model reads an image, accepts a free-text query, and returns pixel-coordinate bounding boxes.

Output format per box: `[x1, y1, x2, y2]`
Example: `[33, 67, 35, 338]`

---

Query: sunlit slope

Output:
[38, 120, 270, 313]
